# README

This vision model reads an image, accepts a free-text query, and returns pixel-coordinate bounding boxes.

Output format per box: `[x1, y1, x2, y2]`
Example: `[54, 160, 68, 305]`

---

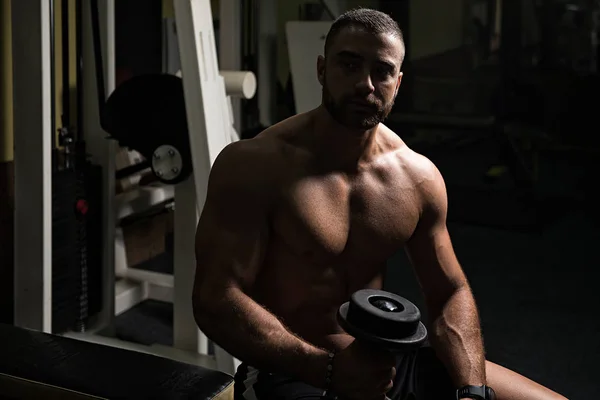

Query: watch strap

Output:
[456, 385, 493, 399]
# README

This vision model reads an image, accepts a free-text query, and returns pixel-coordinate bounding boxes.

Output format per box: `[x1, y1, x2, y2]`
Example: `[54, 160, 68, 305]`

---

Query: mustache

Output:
[345, 98, 381, 109]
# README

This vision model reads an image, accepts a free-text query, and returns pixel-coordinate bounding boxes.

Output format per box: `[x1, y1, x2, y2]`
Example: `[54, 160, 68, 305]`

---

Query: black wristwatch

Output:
[456, 385, 496, 400]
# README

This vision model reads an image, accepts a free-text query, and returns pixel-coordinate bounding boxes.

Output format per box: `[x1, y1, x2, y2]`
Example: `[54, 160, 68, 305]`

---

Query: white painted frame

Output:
[12, 0, 53, 333]
[173, 0, 241, 376]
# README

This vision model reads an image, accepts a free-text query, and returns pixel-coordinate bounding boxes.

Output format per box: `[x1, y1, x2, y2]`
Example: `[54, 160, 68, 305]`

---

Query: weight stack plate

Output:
[74, 162, 89, 332]
[52, 169, 80, 334]
[84, 164, 103, 319]
[52, 161, 104, 334]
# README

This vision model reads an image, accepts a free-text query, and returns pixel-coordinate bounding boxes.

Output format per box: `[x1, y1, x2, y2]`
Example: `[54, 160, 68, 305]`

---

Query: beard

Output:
[322, 76, 396, 130]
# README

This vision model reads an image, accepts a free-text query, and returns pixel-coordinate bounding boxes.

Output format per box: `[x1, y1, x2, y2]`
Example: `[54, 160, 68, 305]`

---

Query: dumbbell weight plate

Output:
[337, 289, 428, 352]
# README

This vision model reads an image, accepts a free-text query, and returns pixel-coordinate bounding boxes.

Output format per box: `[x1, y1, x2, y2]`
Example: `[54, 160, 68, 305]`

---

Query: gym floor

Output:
[115, 137, 599, 399]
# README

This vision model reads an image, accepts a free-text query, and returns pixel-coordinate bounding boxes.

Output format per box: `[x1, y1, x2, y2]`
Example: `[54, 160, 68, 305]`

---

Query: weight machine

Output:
[12, 0, 253, 376]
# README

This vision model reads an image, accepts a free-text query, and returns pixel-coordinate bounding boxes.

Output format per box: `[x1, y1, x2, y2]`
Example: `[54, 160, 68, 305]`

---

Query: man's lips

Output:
[348, 101, 376, 110]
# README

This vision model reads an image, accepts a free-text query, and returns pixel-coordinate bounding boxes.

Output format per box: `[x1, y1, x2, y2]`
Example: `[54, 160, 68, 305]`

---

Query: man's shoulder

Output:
[216, 136, 279, 165]
[212, 137, 281, 184]
[209, 123, 302, 197]
[398, 148, 441, 186]
[377, 137, 447, 224]
[380, 127, 445, 202]
[379, 125, 440, 184]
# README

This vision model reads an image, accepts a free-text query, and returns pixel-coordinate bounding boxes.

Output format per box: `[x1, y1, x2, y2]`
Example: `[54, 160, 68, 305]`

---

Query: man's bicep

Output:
[406, 224, 465, 301]
[405, 166, 467, 311]
[193, 144, 271, 300]
[195, 200, 269, 292]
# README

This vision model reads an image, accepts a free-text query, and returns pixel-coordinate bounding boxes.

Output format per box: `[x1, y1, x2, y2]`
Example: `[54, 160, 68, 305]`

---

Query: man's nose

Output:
[355, 70, 375, 95]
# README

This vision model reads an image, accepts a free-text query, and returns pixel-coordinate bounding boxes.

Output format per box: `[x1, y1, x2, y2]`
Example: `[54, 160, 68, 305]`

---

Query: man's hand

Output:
[330, 341, 396, 400]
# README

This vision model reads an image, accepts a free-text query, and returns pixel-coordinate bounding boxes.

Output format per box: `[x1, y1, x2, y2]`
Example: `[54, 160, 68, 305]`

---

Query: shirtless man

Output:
[192, 8, 567, 400]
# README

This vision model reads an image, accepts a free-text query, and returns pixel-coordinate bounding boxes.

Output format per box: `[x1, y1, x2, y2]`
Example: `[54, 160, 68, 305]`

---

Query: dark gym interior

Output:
[1, 0, 599, 399]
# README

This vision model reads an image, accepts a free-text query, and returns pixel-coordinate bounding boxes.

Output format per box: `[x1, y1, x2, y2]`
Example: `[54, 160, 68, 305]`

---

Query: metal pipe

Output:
[0, 0, 15, 326]
[115, 160, 151, 180]
[90, 0, 107, 121]
[76, 0, 84, 141]
[1, 0, 14, 162]
[115, 268, 174, 288]
[485, 0, 497, 60]
[61, 0, 70, 128]
[49, 0, 56, 152]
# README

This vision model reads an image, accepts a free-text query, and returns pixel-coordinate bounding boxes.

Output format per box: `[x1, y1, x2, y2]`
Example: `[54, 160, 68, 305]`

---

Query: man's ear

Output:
[396, 71, 403, 91]
[393, 71, 403, 98]
[317, 55, 326, 86]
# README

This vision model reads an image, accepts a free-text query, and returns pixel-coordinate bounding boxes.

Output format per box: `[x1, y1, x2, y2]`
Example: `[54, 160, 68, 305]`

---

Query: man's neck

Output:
[311, 105, 381, 172]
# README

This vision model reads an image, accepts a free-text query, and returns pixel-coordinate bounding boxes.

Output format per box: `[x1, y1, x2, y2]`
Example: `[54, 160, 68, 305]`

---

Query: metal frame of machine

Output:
[12, 0, 250, 376]
[13, 0, 54, 333]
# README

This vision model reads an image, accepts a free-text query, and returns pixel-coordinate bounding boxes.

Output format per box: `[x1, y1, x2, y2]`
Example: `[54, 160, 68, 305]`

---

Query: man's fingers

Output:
[379, 376, 395, 393]
[388, 366, 396, 381]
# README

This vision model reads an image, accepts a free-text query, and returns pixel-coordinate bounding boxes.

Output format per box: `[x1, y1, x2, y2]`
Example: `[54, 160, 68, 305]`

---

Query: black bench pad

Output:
[0, 323, 233, 399]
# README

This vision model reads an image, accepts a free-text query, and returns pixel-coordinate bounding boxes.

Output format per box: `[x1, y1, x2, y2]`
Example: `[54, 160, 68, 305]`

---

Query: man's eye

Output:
[376, 66, 393, 78]
[343, 61, 358, 70]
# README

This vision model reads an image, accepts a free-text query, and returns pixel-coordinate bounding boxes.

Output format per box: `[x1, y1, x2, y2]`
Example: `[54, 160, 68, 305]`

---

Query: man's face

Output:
[317, 27, 404, 131]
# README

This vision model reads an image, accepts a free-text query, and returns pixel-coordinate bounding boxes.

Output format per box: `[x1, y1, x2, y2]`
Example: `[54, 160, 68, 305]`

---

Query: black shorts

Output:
[233, 344, 455, 400]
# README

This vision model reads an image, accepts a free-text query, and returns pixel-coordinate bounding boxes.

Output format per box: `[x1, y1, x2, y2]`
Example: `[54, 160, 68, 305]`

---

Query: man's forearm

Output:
[428, 286, 486, 388]
[194, 288, 329, 387]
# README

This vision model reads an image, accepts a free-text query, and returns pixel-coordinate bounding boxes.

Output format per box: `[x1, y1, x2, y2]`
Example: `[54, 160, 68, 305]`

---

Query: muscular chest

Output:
[272, 171, 420, 267]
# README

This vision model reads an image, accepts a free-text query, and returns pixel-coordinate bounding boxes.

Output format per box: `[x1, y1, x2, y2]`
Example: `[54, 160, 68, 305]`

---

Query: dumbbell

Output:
[338, 289, 427, 351]
[333, 289, 428, 399]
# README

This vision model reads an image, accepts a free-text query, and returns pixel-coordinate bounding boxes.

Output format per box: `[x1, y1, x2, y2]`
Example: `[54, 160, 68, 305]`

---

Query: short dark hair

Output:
[324, 8, 405, 61]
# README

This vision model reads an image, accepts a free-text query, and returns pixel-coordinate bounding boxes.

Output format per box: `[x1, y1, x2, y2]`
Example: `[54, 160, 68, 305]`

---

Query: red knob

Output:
[76, 199, 89, 216]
